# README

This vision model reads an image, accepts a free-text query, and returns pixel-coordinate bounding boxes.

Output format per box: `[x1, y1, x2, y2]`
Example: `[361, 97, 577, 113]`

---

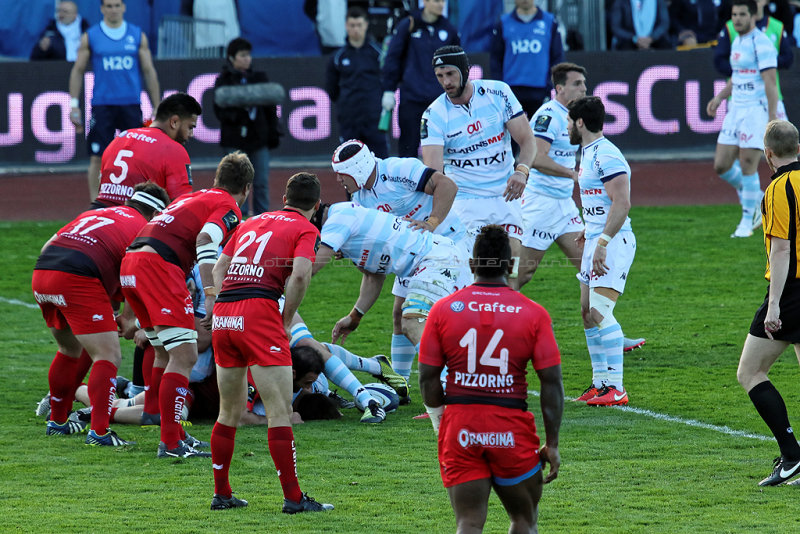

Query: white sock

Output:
[391, 334, 416, 380]
[324, 342, 381, 375]
[323, 355, 372, 409]
[585, 327, 606, 387]
[740, 172, 761, 218]
[599, 322, 624, 390]
[719, 162, 743, 190]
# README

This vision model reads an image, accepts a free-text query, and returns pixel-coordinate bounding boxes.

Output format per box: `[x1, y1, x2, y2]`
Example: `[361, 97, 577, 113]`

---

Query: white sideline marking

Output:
[0, 296, 38, 310]
[527, 390, 771, 442]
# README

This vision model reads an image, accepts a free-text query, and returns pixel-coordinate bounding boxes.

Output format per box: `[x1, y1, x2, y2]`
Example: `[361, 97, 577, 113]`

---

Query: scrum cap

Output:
[331, 139, 376, 188]
[432, 45, 470, 92]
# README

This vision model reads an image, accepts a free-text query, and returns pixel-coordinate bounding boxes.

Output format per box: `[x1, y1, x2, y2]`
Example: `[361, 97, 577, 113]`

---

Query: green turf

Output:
[3, 206, 800, 533]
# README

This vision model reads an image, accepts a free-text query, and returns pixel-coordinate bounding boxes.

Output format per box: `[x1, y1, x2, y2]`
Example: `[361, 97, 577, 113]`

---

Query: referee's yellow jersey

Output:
[763, 161, 800, 281]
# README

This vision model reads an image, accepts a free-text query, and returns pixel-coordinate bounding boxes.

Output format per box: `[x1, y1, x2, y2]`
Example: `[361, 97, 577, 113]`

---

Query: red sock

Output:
[211, 422, 237, 497]
[159, 372, 189, 449]
[73, 349, 93, 389]
[87, 359, 118, 434]
[144, 366, 164, 416]
[267, 426, 303, 503]
[48, 352, 79, 423]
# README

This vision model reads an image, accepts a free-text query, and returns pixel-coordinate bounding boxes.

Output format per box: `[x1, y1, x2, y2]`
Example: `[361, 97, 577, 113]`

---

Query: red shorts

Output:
[438, 404, 541, 488]
[120, 252, 194, 329]
[32, 270, 117, 335]
[212, 299, 290, 368]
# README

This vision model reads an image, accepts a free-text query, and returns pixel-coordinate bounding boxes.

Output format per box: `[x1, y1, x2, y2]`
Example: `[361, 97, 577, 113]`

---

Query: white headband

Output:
[130, 191, 166, 212]
[331, 140, 376, 188]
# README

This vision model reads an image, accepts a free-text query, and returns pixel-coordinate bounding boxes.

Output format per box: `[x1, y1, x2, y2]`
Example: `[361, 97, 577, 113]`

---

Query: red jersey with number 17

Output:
[97, 127, 192, 205]
[218, 209, 320, 302]
[130, 188, 241, 275]
[34, 206, 149, 300]
[419, 283, 560, 409]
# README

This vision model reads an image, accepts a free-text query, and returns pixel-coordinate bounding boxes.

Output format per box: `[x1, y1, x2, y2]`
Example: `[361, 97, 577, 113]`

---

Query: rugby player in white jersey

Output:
[522, 62, 645, 353]
[707, 0, 778, 238]
[331, 139, 469, 387]
[568, 96, 636, 406]
[421, 45, 536, 290]
[311, 202, 471, 377]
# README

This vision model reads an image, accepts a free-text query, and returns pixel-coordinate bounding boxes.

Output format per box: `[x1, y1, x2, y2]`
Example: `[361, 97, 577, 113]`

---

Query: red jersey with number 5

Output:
[218, 209, 320, 301]
[130, 188, 241, 275]
[419, 283, 560, 407]
[34, 206, 149, 300]
[96, 127, 192, 205]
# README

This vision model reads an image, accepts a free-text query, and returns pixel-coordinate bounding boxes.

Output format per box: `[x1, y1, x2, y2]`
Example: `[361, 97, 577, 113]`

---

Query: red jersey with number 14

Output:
[34, 206, 148, 300]
[419, 283, 560, 408]
[218, 209, 320, 301]
[130, 188, 241, 275]
[97, 127, 192, 205]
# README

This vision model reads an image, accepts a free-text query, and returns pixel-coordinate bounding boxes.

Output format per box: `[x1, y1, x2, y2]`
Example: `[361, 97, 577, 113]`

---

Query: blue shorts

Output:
[87, 104, 142, 156]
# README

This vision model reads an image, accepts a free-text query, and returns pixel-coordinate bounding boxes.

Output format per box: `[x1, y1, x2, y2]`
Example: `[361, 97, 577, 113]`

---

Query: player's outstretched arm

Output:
[407, 171, 457, 232]
[331, 270, 385, 344]
[311, 244, 336, 276]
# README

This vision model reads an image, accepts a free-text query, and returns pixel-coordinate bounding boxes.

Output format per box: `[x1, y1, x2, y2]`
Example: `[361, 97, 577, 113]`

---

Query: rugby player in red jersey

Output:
[208, 172, 333, 513]
[120, 152, 252, 458]
[93, 92, 201, 208]
[419, 224, 564, 533]
[33, 182, 169, 446]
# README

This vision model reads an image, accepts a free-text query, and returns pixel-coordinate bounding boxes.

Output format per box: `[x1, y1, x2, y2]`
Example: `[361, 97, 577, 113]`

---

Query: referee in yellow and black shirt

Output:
[737, 119, 800, 487]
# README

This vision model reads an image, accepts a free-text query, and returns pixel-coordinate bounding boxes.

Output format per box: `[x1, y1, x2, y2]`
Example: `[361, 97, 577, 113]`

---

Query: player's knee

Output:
[589, 291, 617, 329]
[157, 326, 197, 352]
[714, 161, 731, 176]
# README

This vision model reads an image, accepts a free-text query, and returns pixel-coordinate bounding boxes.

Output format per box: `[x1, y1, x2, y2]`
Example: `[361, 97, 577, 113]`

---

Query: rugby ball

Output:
[363, 382, 400, 413]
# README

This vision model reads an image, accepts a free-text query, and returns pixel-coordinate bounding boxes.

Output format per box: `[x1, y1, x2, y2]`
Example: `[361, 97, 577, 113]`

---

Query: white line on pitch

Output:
[527, 390, 771, 442]
[0, 296, 38, 310]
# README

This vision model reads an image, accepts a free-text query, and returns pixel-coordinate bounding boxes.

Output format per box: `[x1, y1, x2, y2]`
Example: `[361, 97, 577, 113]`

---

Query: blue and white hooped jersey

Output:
[528, 99, 577, 199]
[421, 79, 524, 198]
[578, 137, 632, 238]
[88, 21, 143, 106]
[351, 156, 468, 245]
[320, 202, 434, 278]
[730, 28, 777, 107]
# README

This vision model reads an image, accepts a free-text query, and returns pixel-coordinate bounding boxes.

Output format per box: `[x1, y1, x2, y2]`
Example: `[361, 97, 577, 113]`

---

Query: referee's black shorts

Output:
[750, 279, 800, 342]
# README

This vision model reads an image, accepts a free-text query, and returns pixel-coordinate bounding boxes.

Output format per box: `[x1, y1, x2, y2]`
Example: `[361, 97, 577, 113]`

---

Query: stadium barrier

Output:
[2, 49, 797, 168]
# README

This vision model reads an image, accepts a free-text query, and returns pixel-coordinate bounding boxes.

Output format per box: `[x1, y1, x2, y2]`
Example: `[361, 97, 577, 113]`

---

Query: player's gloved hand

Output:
[382, 91, 396, 111]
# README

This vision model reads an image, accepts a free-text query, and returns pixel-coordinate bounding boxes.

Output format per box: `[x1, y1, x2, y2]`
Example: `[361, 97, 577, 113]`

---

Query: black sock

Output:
[132, 345, 144, 387]
[749, 381, 800, 461]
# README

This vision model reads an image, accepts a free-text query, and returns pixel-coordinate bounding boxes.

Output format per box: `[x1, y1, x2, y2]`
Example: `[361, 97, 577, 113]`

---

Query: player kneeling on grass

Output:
[419, 225, 563, 533]
[209, 172, 332, 513]
[33, 182, 169, 446]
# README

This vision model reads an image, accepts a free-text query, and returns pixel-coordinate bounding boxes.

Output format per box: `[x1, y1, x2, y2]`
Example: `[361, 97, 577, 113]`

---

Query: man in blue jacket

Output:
[326, 7, 388, 158]
[381, 0, 459, 157]
[490, 0, 564, 119]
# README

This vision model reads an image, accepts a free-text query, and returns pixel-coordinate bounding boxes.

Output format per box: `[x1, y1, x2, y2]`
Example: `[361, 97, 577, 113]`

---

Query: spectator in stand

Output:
[490, 0, 564, 120]
[30, 1, 89, 61]
[326, 7, 388, 158]
[721, 0, 795, 38]
[213, 38, 281, 216]
[382, 0, 459, 157]
[669, 0, 723, 47]
[610, 0, 673, 50]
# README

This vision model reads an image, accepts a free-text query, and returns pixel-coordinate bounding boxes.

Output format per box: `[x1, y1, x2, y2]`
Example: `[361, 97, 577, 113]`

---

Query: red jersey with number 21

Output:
[419, 283, 560, 404]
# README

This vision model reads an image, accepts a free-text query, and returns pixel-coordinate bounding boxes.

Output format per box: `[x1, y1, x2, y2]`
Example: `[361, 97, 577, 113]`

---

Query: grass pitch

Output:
[3, 205, 800, 532]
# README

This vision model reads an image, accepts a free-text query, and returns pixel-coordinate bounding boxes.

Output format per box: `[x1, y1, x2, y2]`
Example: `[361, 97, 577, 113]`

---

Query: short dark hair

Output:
[551, 62, 587, 88]
[568, 96, 605, 133]
[473, 225, 512, 277]
[285, 172, 321, 211]
[226, 37, 252, 60]
[154, 92, 202, 121]
[347, 6, 368, 20]
[126, 181, 170, 218]
[214, 151, 254, 195]
[292, 345, 325, 377]
[310, 202, 330, 232]
[294, 393, 342, 420]
[732, 0, 757, 15]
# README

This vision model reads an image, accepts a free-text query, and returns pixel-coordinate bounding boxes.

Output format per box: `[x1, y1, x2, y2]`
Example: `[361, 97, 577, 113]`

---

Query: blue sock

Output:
[740, 172, 761, 218]
[599, 322, 624, 390]
[323, 355, 372, 409]
[391, 334, 416, 380]
[324, 343, 381, 375]
[720, 162, 743, 190]
[585, 327, 606, 387]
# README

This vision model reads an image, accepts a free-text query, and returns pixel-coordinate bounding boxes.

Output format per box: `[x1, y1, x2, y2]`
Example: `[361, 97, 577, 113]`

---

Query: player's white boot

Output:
[731, 217, 754, 238]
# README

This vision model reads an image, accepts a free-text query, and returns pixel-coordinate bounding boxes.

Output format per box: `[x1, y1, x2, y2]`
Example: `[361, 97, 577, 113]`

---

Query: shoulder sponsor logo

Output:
[420, 118, 429, 140]
[212, 315, 244, 331]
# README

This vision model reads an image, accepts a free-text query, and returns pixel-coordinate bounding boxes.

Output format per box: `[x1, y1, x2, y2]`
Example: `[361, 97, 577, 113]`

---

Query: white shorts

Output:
[577, 230, 636, 294]
[402, 238, 472, 317]
[451, 196, 523, 244]
[520, 193, 584, 250]
[392, 236, 471, 299]
[717, 100, 769, 150]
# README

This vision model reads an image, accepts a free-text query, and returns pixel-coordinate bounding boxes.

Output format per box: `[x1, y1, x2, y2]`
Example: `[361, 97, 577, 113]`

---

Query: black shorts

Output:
[749, 278, 800, 342]
[87, 104, 142, 156]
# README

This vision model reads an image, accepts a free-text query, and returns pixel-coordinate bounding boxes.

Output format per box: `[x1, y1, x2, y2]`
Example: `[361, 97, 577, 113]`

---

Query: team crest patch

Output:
[221, 210, 240, 231]
[534, 115, 552, 133]
[420, 118, 429, 140]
